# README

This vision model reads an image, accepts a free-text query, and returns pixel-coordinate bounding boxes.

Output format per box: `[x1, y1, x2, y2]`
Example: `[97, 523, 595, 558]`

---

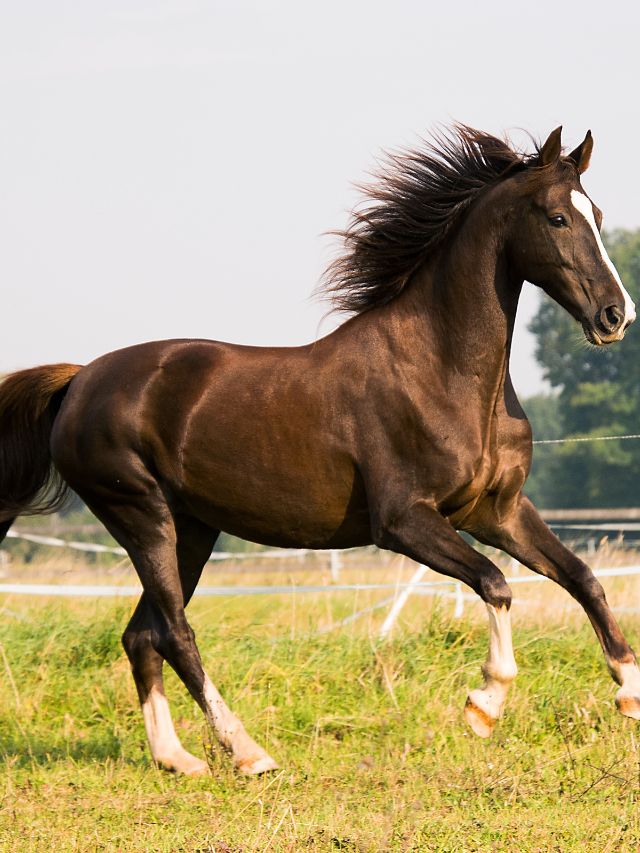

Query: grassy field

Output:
[2, 552, 640, 851]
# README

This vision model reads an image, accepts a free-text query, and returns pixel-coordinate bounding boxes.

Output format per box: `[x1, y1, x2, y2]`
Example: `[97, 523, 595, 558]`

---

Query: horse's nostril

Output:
[597, 305, 624, 334]
[605, 305, 623, 327]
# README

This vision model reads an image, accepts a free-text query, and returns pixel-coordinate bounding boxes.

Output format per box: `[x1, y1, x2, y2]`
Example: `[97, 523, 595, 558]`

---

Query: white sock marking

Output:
[202, 674, 242, 747]
[467, 604, 517, 726]
[142, 685, 190, 763]
[570, 190, 636, 327]
[612, 659, 640, 694]
[201, 674, 277, 771]
[486, 604, 518, 681]
[610, 659, 640, 720]
[141, 679, 274, 774]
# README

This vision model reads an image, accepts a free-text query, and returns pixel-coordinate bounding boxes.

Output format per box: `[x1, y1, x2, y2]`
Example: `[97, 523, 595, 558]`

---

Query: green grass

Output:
[1, 592, 640, 851]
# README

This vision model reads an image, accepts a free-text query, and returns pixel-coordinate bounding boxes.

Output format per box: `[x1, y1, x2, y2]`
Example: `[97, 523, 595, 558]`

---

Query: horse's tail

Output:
[0, 363, 83, 533]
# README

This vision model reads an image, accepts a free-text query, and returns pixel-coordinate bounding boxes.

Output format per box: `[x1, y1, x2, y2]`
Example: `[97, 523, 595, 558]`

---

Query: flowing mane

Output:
[323, 125, 541, 314]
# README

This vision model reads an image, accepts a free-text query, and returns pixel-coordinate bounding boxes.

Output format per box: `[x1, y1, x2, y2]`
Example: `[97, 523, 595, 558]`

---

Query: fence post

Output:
[454, 582, 464, 618]
[330, 550, 342, 582]
[379, 564, 429, 639]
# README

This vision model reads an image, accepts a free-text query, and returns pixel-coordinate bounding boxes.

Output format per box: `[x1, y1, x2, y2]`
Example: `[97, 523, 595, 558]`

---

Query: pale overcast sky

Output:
[1, 1, 638, 396]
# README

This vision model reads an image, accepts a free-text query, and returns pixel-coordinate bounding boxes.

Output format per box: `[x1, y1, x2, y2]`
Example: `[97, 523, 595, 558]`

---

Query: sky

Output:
[2, 1, 639, 397]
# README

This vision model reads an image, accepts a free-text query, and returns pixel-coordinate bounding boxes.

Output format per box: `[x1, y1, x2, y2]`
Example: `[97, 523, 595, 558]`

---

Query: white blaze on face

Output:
[570, 190, 636, 327]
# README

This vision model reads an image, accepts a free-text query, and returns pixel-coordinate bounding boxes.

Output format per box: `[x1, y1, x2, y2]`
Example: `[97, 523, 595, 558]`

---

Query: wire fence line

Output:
[532, 433, 640, 445]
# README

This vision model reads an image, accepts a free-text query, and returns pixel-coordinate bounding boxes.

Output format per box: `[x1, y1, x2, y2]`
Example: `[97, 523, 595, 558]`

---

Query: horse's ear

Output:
[568, 130, 593, 174]
[539, 126, 563, 166]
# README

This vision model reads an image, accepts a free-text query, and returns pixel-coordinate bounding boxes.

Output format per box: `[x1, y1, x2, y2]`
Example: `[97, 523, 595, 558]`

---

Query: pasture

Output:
[2, 537, 640, 852]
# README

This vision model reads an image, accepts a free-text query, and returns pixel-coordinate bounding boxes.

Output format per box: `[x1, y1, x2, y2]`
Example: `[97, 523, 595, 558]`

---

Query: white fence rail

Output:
[4, 530, 640, 637]
[3, 530, 322, 562]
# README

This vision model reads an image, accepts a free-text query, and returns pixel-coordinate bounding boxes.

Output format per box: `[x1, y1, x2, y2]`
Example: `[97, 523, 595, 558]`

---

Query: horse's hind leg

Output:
[124, 593, 208, 775]
[122, 516, 218, 775]
[98, 496, 277, 775]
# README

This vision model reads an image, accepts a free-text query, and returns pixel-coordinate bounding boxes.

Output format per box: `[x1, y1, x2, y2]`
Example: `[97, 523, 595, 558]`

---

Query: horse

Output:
[1, 124, 638, 777]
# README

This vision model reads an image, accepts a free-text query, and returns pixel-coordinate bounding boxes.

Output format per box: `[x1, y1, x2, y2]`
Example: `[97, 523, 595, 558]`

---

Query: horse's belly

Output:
[177, 457, 372, 550]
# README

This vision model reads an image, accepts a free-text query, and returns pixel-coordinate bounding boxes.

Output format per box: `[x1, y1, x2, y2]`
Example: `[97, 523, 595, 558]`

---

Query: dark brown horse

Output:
[1, 125, 638, 776]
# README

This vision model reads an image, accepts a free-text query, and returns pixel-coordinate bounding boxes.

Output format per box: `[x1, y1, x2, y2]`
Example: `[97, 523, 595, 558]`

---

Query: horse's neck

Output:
[378, 209, 522, 393]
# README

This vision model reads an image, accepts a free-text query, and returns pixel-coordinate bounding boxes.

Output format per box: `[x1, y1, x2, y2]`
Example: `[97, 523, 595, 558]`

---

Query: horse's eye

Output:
[549, 214, 567, 228]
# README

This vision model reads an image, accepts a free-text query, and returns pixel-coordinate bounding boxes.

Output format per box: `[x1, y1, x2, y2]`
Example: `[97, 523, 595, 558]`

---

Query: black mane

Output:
[322, 125, 540, 314]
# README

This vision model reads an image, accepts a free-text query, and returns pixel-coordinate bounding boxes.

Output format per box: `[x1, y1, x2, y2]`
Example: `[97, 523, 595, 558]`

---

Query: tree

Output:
[524, 230, 640, 508]
[519, 394, 560, 507]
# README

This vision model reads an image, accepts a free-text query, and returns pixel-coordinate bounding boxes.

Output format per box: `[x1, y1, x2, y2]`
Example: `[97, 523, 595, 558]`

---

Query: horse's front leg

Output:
[376, 500, 517, 737]
[476, 494, 640, 719]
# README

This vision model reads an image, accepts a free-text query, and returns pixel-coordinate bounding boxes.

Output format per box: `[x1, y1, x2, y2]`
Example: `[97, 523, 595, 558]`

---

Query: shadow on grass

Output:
[0, 732, 149, 768]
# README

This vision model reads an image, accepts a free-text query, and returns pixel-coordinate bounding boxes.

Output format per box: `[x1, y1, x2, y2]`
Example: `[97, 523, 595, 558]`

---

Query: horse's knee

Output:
[155, 619, 197, 664]
[122, 625, 144, 662]
[122, 624, 158, 672]
[478, 571, 512, 610]
[566, 569, 606, 605]
[122, 600, 157, 663]
[584, 574, 606, 603]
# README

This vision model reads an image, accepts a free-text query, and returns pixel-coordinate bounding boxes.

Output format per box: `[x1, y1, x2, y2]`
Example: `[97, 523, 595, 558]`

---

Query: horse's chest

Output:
[448, 447, 496, 505]
[444, 422, 530, 527]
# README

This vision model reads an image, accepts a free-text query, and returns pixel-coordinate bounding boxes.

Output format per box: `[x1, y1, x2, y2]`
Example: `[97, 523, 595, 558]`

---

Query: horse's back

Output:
[51, 338, 227, 459]
[50, 338, 372, 548]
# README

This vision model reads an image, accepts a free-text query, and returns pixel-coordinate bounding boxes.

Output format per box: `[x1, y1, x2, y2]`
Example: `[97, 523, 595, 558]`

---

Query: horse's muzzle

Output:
[584, 304, 634, 345]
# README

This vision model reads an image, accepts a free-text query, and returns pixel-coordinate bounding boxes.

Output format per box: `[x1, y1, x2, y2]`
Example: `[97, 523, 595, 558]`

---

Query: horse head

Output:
[508, 126, 635, 345]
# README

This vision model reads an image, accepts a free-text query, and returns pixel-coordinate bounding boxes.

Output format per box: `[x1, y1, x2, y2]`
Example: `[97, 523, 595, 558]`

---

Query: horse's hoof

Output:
[236, 753, 279, 776]
[180, 758, 210, 777]
[616, 689, 640, 720]
[156, 751, 209, 777]
[464, 691, 498, 738]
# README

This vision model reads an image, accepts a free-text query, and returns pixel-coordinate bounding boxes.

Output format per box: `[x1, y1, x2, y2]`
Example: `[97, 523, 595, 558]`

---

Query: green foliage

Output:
[521, 394, 560, 506]
[525, 229, 640, 508]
